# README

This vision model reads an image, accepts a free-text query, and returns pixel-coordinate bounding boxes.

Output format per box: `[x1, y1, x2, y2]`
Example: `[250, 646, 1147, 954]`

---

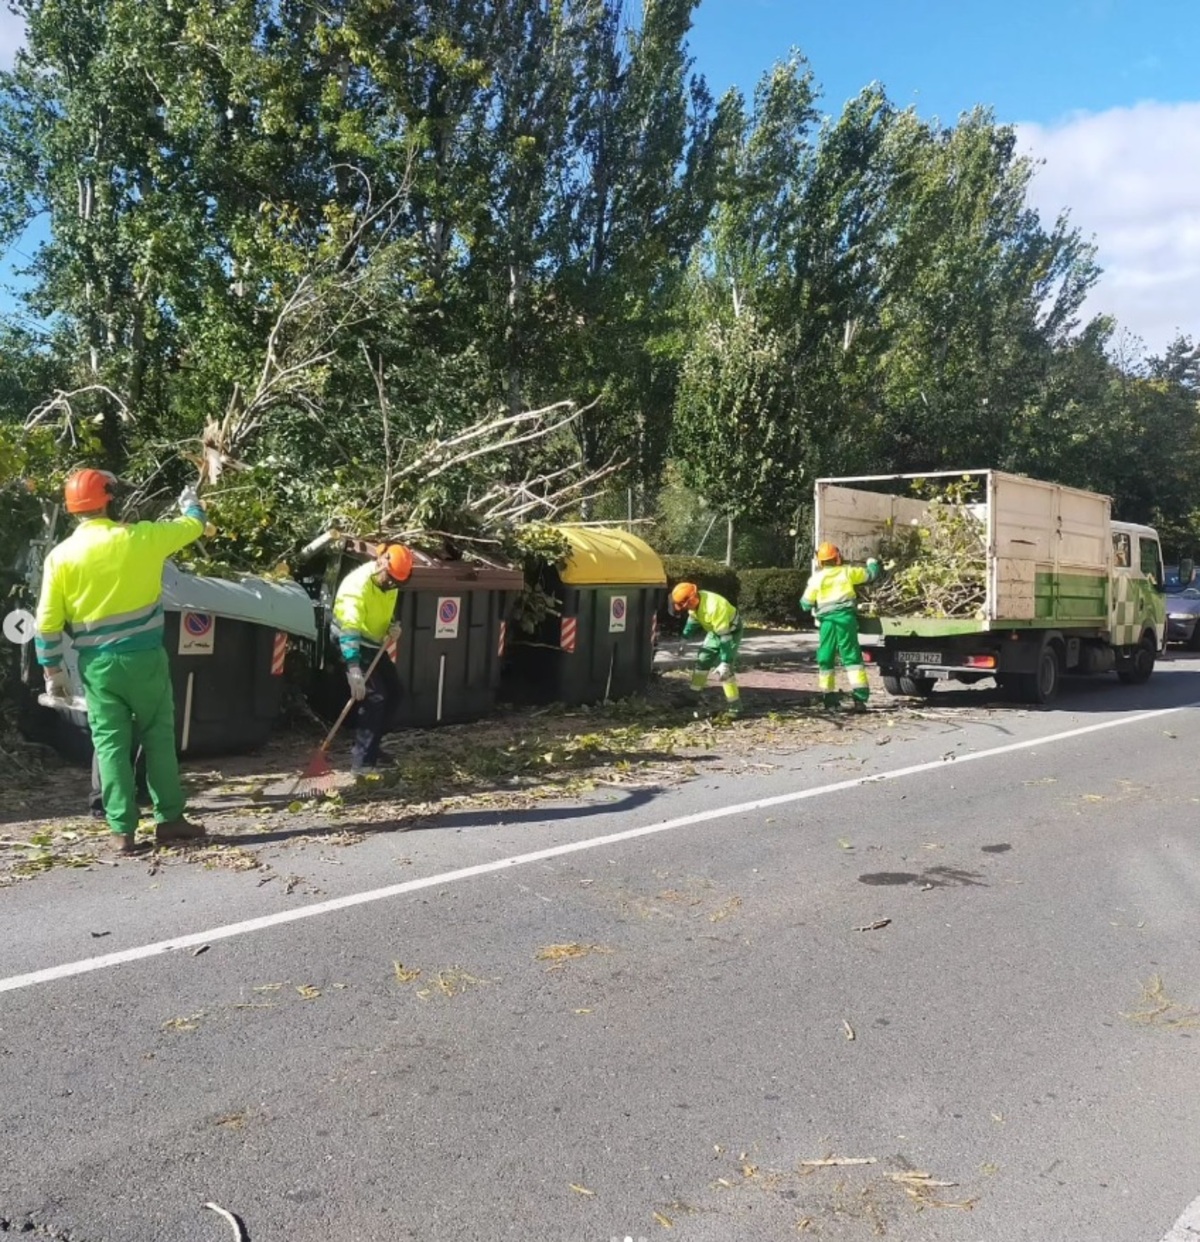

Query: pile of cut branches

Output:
[862, 482, 987, 619]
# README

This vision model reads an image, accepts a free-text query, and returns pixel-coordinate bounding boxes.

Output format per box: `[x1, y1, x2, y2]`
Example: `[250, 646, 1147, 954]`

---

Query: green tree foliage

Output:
[0, 13, 1197, 584]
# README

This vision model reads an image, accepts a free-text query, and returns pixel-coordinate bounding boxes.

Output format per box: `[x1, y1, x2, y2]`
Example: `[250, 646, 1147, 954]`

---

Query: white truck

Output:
[814, 469, 1167, 705]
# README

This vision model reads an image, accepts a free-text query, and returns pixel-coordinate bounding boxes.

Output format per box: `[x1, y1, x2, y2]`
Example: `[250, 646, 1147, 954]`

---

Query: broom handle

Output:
[320, 637, 394, 755]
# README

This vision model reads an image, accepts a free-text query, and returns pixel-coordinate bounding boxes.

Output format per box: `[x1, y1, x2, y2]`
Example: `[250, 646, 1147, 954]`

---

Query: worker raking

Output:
[331, 543, 414, 774]
[801, 542, 880, 712]
[35, 470, 209, 853]
[669, 581, 743, 714]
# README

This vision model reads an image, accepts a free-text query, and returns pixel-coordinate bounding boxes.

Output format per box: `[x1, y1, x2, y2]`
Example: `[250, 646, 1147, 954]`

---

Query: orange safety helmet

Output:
[377, 542, 414, 584]
[670, 581, 700, 614]
[816, 541, 841, 566]
[64, 468, 118, 514]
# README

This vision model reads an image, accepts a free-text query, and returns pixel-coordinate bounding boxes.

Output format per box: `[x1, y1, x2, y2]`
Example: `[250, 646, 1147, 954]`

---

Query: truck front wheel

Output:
[1117, 633, 1156, 684]
[882, 673, 936, 698]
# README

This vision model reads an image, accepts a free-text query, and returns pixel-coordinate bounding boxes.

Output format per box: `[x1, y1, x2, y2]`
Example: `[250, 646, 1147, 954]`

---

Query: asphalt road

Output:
[3, 659, 1200, 1242]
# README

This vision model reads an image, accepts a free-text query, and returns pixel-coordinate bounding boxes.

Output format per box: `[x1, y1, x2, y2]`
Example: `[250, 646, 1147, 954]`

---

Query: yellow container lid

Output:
[556, 527, 667, 586]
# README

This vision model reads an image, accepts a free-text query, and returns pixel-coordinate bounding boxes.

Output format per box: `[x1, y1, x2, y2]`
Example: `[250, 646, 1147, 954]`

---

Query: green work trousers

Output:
[816, 611, 869, 703]
[690, 625, 744, 707]
[79, 646, 185, 836]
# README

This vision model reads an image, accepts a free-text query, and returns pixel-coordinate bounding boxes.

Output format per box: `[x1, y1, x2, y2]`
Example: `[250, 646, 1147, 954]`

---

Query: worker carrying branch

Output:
[800, 542, 880, 712]
[669, 581, 743, 714]
[35, 469, 209, 854]
[331, 543, 413, 774]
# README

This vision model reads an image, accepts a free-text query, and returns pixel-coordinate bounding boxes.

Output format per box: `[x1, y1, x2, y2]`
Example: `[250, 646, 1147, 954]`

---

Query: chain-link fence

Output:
[585, 478, 801, 570]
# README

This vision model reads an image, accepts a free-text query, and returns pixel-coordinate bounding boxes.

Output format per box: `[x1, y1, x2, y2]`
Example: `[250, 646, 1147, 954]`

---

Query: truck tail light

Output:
[964, 655, 997, 669]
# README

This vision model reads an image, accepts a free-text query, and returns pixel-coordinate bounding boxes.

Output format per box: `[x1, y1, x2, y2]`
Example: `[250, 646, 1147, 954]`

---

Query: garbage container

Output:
[504, 527, 667, 705]
[299, 535, 523, 728]
[159, 563, 318, 755]
[19, 562, 318, 762]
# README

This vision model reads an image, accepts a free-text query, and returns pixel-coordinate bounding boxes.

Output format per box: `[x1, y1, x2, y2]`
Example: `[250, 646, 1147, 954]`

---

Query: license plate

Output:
[897, 651, 942, 665]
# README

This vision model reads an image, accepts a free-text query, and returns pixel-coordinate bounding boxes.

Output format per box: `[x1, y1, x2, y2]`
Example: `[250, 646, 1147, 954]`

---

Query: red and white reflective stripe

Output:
[651, 614, 659, 647]
[270, 631, 287, 676]
[498, 620, 507, 658]
[385, 635, 399, 663]
[560, 616, 578, 653]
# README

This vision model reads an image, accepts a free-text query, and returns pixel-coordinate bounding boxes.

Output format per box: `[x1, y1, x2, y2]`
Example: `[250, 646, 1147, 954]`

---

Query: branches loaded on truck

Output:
[813, 470, 1167, 706]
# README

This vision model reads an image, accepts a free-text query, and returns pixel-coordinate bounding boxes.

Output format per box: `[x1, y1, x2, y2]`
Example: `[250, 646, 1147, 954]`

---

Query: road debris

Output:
[569, 1183, 596, 1197]
[193, 944, 210, 957]
[887, 1170, 976, 1210]
[416, 967, 485, 999]
[203, 1201, 249, 1241]
[799, 1156, 877, 1168]
[843, 1019, 856, 1041]
[162, 1013, 205, 1033]
[854, 918, 891, 932]
[1121, 975, 1200, 1029]
[536, 942, 611, 967]
[708, 896, 742, 923]
[392, 962, 421, 984]
[652, 1209, 673, 1228]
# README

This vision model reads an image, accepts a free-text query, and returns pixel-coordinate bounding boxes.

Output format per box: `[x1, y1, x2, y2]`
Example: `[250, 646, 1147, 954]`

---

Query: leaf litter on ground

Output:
[0, 671, 963, 886]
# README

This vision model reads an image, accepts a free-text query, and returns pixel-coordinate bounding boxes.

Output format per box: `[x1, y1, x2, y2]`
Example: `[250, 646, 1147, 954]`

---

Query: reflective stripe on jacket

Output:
[35, 515, 204, 667]
[332, 561, 395, 662]
[683, 590, 740, 637]
[801, 562, 879, 618]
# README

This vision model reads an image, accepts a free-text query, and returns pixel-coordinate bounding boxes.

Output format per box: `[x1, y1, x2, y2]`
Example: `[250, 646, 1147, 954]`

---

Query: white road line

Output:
[1160, 1194, 1200, 1241]
[1, 700, 1195, 997]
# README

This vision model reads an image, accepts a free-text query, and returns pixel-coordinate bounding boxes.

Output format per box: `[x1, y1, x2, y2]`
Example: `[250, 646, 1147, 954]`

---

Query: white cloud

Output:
[1017, 101, 1200, 353]
[0, 9, 24, 68]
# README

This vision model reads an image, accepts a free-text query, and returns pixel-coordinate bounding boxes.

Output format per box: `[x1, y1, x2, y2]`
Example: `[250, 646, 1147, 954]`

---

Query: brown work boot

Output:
[107, 833, 150, 855]
[155, 817, 207, 844]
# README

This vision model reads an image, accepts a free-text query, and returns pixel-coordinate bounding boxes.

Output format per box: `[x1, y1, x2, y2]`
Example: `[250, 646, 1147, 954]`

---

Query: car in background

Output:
[1166, 585, 1200, 649]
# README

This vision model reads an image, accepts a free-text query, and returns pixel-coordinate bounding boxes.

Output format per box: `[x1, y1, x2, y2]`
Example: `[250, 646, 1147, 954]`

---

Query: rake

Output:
[287, 638, 392, 798]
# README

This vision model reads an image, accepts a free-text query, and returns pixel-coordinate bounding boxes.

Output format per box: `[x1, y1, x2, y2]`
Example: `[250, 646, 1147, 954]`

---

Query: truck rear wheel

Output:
[1118, 633, 1156, 684]
[1014, 642, 1062, 705]
[882, 674, 936, 699]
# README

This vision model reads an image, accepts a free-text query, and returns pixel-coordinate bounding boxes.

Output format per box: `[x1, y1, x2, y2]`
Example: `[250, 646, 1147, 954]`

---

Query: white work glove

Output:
[178, 485, 203, 516]
[715, 662, 733, 682]
[387, 621, 402, 642]
[346, 665, 367, 702]
[44, 667, 70, 698]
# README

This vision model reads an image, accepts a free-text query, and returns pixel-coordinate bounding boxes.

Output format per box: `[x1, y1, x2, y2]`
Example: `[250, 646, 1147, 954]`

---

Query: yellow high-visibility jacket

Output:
[35, 515, 205, 668]
[800, 561, 880, 619]
[682, 590, 740, 638]
[332, 561, 396, 661]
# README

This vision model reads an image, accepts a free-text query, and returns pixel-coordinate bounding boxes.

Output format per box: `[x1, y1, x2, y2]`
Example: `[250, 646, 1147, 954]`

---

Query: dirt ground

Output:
[0, 666, 979, 887]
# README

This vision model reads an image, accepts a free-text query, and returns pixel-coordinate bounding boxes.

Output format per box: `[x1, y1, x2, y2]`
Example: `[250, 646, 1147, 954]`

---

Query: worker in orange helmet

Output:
[35, 468, 209, 853]
[669, 580, 743, 714]
[800, 541, 880, 712]
[331, 543, 414, 773]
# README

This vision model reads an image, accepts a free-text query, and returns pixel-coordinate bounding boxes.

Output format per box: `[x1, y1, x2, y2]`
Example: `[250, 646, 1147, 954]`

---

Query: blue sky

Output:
[686, 0, 1200, 350]
[688, 0, 1200, 126]
[2, 0, 1198, 347]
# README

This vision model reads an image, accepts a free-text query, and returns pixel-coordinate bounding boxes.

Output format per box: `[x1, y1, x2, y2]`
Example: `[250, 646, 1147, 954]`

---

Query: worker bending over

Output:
[36, 469, 208, 854]
[332, 543, 413, 773]
[800, 541, 880, 712]
[669, 581, 743, 714]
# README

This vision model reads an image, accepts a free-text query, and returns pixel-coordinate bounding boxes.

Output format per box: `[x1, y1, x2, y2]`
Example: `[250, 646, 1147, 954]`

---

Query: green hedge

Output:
[661, 555, 740, 605]
[738, 568, 812, 628]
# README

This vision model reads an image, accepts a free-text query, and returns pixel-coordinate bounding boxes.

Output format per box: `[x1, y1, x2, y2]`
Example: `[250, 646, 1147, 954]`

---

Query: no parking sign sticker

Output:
[609, 595, 627, 634]
[178, 611, 216, 656]
[435, 597, 461, 640]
